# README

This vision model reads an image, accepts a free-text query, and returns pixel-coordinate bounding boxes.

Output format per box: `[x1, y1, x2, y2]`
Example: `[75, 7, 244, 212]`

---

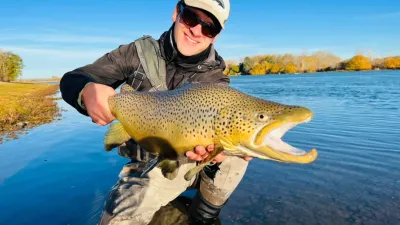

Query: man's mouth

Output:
[184, 33, 199, 44]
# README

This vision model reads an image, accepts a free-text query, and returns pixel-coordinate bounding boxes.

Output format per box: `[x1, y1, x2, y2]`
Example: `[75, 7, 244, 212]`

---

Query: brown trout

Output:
[104, 83, 318, 181]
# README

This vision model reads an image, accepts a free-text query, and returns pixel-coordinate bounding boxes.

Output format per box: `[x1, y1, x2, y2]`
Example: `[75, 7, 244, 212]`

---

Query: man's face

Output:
[172, 5, 220, 56]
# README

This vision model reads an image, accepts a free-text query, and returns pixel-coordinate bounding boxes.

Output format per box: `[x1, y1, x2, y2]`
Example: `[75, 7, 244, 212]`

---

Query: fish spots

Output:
[113, 83, 302, 156]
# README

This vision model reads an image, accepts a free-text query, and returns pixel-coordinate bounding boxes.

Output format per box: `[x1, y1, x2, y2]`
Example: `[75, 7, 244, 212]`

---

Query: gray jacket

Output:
[59, 26, 230, 117]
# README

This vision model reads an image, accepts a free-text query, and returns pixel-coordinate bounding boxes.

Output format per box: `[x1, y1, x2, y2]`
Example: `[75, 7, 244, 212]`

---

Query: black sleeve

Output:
[59, 42, 139, 116]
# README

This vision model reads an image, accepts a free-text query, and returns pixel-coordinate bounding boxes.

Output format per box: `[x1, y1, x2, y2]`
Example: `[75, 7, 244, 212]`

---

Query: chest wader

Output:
[115, 35, 230, 225]
[117, 35, 168, 163]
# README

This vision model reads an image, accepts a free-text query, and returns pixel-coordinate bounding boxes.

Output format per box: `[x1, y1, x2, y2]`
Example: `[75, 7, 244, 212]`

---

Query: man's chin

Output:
[177, 46, 200, 56]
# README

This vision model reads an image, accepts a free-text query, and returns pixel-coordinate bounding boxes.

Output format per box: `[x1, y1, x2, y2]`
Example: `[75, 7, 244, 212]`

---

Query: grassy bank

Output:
[0, 82, 62, 144]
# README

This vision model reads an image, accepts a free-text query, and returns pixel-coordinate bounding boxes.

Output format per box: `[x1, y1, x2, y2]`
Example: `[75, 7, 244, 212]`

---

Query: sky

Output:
[0, 0, 399, 79]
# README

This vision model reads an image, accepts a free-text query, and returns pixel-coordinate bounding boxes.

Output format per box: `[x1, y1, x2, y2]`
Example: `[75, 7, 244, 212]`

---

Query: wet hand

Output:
[185, 145, 253, 163]
[82, 83, 117, 126]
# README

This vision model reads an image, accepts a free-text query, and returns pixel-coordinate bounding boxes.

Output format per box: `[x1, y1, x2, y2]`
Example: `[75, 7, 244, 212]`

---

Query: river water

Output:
[1, 70, 399, 225]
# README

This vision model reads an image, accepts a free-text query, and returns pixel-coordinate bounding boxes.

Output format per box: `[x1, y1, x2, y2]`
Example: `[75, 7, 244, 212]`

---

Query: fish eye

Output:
[256, 113, 268, 122]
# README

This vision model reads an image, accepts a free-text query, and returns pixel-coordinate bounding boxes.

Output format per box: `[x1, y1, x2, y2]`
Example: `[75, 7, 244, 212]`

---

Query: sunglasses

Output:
[179, 4, 221, 38]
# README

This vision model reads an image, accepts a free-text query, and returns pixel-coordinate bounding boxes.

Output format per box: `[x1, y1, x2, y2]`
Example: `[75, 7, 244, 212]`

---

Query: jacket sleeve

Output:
[59, 43, 138, 116]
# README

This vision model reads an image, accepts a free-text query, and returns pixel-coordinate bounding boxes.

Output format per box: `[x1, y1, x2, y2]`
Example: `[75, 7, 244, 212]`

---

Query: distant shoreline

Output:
[227, 68, 400, 76]
[13, 77, 61, 84]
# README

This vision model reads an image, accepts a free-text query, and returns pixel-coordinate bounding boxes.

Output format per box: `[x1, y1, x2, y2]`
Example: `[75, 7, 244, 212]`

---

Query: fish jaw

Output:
[239, 107, 318, 164]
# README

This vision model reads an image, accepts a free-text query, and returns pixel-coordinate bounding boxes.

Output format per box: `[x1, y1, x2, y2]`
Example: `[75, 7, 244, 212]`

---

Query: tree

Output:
[384, 57, 400, 69]
[242, 57, 255, 74]
[0, 51, 24, 82]
[270, 63, 283, 74]
[345, 55, 372, 71]
[284, 62, 297, 74]
[250, 64, 266, 75]
[230, 65, 240, 73]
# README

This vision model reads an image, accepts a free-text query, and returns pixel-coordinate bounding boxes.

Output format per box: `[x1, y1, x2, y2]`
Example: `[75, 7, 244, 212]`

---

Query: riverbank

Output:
[0, 82, 62, 144]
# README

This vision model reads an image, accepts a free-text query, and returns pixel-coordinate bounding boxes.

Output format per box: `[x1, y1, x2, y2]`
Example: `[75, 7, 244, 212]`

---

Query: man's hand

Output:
[82, 83, 117, 126]
[185, 145, 253, 163]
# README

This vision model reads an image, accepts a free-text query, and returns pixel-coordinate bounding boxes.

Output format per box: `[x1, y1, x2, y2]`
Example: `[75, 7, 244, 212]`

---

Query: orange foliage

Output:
[284, 62, 297, 74]
[250, 64, 266, 75]
[270, 63, 283, 74]
[345, 55, 372, 71]
[307, 66, 316, 73]
[384, 57, 400, 69]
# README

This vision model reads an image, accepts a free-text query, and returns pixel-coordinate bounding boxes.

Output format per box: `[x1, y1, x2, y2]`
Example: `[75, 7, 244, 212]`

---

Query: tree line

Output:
[0, 50, 23, 82]
[223, 51, 400, 76]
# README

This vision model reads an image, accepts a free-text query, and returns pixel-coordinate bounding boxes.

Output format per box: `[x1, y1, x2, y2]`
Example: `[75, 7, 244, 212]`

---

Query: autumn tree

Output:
[0, 51, 24, 82]
[270, 63, 283, 74]
[384, 57, 400, 69]
[250, 64, 266, 75]
[223, 60, 238, 75]
[345, 55, 372, 71]
[284, 62, 297, 74]
[242, 57, 255, 74]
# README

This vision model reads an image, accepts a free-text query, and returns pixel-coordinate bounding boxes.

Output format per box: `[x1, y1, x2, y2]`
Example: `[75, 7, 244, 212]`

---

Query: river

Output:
[1, 70, 399, 225]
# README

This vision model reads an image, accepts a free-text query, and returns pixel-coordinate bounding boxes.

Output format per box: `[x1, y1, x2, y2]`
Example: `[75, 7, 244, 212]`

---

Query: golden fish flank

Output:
[104, 83, 318, 181]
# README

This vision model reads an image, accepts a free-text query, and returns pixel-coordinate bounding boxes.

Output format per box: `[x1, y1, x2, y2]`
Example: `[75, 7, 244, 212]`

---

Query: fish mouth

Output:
[247, 114, 317, 164]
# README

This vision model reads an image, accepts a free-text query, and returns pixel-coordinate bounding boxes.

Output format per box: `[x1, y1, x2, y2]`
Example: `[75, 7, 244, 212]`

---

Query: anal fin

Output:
[104, 122, 131, 151]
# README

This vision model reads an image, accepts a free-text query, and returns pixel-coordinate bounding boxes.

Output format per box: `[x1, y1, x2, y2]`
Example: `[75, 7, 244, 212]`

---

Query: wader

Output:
[98, 36, 249, 225]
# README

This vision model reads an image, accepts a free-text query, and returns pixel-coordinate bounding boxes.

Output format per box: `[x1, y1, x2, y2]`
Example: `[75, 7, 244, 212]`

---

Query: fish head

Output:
[215, 99, 318, 164]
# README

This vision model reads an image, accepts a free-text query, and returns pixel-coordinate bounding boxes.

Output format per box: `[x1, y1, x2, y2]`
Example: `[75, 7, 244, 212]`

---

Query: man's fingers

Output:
[88, 111, 107, 126]
[244, 156, 253, 161]
[206, 144, 215, 153]
[186, 151, 204, 161]
[194, 146, 207, 156]
[103, 111, 115, 124]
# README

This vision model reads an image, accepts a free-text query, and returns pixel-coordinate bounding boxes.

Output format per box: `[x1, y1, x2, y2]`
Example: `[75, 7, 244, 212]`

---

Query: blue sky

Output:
[1, 0, 399, 79]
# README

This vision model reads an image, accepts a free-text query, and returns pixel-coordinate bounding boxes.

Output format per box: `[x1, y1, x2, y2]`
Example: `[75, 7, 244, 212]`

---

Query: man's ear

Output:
[172, 5, 179, 22]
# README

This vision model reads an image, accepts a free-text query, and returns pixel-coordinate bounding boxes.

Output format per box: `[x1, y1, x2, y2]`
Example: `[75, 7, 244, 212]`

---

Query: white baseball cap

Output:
[183, 0, 230, 29]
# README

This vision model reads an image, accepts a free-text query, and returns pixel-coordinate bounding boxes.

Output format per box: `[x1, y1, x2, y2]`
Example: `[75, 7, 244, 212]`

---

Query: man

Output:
[60, 0, 251, 224]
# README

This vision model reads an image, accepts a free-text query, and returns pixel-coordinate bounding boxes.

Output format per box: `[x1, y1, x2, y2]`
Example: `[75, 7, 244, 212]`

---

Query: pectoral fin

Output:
[184, 144, 224, 181]
[158, 159, 179, 180]
[104, 122, 131, 151]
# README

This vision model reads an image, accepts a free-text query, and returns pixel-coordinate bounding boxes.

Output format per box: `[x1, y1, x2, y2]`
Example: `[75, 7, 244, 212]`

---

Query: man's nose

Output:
[190, 24, 203, 37]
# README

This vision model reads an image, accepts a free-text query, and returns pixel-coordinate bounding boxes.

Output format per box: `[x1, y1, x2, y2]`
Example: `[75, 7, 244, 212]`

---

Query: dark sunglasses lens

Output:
[181, 8, 199, 27]
[202, 25, 218, 38]
[181, 7, 219, 38]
